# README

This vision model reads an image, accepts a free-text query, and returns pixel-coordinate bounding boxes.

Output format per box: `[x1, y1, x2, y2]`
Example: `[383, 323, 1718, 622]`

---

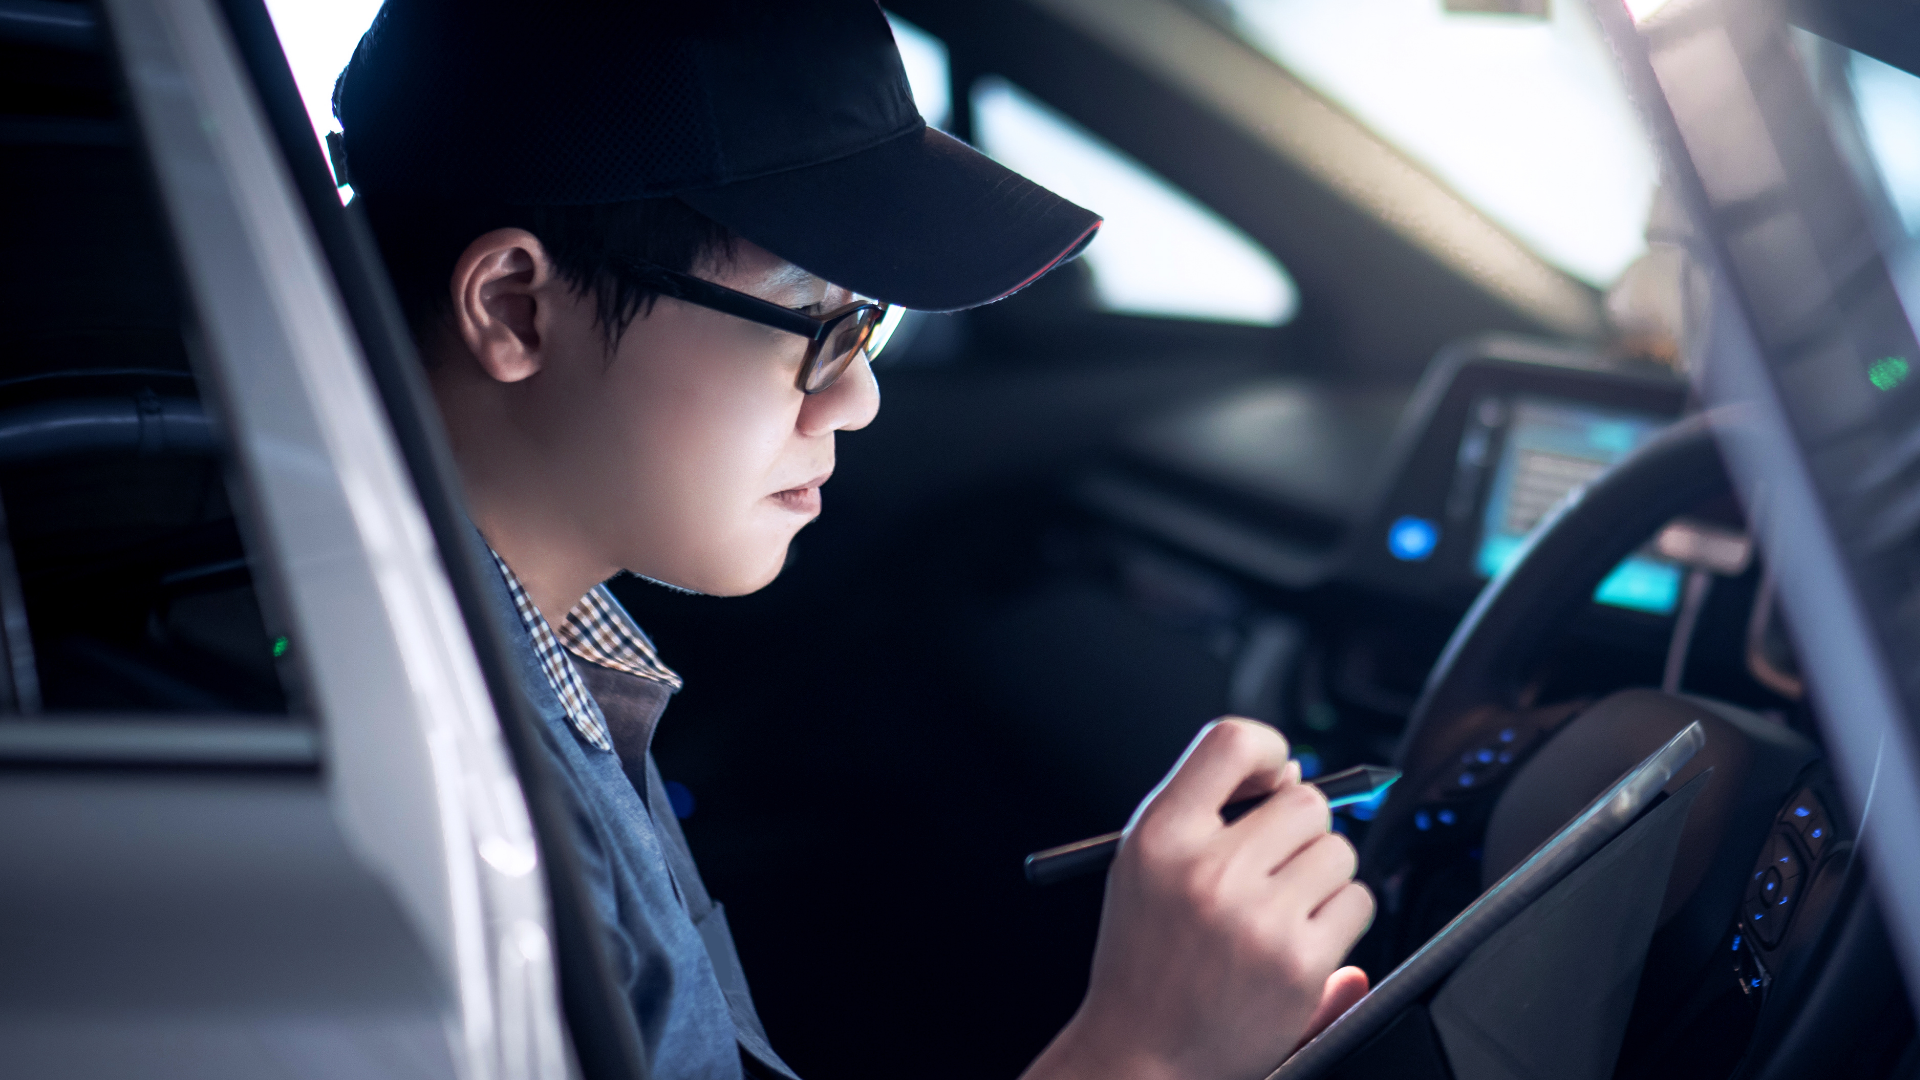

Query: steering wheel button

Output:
[1772, 839, 1800, 876]
[1787, 792, 1831, 858]
[1748, 898, 1783, 948]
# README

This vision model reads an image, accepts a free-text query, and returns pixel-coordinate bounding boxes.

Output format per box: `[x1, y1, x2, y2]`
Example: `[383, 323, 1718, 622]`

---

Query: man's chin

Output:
[627, 545, 791, 598]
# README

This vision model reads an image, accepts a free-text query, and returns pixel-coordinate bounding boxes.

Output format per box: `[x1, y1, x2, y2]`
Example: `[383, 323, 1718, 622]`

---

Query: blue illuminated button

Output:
[1787, 793, 1831, 858]
[1387, 516, 1440, 562]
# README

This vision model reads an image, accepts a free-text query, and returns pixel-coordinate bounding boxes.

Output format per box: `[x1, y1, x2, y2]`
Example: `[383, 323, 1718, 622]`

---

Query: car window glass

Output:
[4, 43, 293, 716]
[1843, 47, 1920, 238]
[887, 12, 951, 130]
[970, 75, 1299, 326]
[1220, 0, 1656, 287]
[265, 0, 383, 198]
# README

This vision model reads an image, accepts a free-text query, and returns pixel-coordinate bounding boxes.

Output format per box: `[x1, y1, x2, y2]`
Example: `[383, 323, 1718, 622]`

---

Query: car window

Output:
[888, 12, 951, 130]
[4, 35, 291, 714]
[970, 75, 1299, 326]
[1218, 0, 1657, 288]
[1840, 45, 1920, 238]
[265, 0, 382, 198]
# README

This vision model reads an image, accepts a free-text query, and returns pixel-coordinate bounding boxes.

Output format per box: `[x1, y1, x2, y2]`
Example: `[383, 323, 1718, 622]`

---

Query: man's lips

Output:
[770, 469, 832, 512]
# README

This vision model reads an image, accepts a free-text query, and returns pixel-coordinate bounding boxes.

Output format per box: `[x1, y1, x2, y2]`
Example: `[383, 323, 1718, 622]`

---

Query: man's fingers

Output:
[1294, 966, 1370, 1052]
[1270, 831, 1359, 913]
[1229, 776, 1330, 874]
[1133, 717, 1290, 831]
[1308, 879, 1376, 945]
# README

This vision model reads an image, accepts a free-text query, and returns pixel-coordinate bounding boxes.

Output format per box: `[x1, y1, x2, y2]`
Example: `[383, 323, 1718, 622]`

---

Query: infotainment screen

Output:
[1474, 395, 1680, 615]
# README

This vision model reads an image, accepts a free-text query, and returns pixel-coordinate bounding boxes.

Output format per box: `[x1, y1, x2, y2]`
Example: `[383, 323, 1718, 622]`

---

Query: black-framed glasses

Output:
[613, 256, 898, 394]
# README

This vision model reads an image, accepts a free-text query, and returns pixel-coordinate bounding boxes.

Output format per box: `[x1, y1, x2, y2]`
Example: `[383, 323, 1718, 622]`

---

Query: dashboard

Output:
[1083, 334, 1691, 619]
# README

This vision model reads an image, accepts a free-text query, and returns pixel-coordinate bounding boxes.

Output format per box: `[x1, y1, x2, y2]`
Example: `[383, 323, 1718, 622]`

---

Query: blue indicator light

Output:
[1752, 978, 1762, 988]
[1794, 806, 1810, 817]
[1476, 749, 1495, 764]
[1437, 809, 1457, 826]
[1388, 516, 1440, 561]
[1415, 811, 1432, 831]
[1594, 556, 1683, 614]
[1731, 935, 1742, 952]
[1811, 827, 1824, 839]
[1459, 773, 1475, 787]
[1498, 728, 1515, 743]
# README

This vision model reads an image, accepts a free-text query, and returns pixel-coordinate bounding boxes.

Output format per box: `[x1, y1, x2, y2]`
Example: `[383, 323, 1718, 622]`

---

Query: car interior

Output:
[5, 0, 1920, 1078]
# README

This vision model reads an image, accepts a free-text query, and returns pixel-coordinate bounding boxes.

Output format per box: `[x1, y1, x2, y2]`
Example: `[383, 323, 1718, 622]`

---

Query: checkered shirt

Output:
[490, 551, 681, 754]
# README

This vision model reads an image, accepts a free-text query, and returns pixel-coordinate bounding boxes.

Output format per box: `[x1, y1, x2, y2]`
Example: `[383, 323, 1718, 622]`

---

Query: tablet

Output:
[1269, 720, 1706, 1079]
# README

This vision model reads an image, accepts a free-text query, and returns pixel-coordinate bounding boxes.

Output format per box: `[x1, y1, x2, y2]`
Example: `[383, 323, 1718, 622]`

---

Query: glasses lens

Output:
[804, 305, 883, 393]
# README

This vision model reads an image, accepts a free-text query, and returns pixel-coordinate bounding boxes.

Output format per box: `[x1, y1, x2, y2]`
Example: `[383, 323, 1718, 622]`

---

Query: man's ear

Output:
[449, 228, 561, 384]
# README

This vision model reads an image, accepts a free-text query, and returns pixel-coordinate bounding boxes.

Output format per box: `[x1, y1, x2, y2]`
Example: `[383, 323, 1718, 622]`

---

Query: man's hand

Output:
[1025, 718, 1375, 1080]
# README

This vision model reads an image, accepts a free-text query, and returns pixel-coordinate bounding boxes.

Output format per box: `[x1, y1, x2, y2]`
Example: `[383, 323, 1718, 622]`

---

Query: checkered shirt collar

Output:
[559, 586, 684, 693]
[490, 551, 683, 753]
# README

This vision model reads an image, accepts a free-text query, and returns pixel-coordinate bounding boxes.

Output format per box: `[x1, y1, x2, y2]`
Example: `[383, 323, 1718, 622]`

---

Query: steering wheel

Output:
[1348, 415, 1895, 1078]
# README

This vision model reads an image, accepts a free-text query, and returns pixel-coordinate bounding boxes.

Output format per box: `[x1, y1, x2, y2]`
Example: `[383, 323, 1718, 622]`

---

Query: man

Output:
[333, 2, 1373, 1077]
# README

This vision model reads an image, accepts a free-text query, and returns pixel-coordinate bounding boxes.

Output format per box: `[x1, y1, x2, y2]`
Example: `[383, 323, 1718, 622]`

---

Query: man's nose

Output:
[798, 350, 880, 435]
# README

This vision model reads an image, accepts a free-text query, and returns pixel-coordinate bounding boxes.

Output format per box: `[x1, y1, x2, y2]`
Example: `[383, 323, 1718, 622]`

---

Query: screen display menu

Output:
[1475, 396, 1681, 615]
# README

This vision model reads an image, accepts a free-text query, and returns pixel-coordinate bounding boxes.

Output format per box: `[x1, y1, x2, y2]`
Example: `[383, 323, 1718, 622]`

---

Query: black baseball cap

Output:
[332, 0, 1101, 312]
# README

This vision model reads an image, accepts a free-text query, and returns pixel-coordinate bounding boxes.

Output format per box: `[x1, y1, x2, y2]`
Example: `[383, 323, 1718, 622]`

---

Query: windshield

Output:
[1216, 0, 1658, 288]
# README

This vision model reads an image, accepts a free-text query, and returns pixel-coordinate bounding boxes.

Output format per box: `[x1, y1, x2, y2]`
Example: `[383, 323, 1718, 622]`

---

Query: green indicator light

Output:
[272, 635, 289, 659]
[1869, 356, 1910, 391]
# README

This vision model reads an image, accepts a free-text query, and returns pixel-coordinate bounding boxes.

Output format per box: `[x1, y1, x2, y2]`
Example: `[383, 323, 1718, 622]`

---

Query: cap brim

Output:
[678, 125, 1100, 312]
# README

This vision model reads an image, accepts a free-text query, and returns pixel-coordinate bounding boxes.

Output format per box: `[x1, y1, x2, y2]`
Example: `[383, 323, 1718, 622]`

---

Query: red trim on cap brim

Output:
[984, 218, 1104, 305]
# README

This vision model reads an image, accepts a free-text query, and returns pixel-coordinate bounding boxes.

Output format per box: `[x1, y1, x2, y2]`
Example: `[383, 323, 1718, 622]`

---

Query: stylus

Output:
[1023, 764, 1401, 886]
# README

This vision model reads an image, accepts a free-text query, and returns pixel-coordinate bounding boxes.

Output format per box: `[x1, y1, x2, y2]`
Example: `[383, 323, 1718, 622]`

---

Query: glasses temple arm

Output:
[617, 259, 826, 340]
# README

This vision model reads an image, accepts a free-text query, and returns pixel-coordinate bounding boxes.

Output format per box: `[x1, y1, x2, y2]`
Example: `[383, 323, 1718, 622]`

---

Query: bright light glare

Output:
[887, 12, 950, 130]
[1849, 49, 1920, 238]
[1225, 0, 1657, 287]
[1625, 0, 1676, 23]
[263, 0, 383, 201]
[971, 77, 1298, 325]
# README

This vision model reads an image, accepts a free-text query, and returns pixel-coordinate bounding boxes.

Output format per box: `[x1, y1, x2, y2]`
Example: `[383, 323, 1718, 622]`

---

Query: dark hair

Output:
[359, 194, 739, 358]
